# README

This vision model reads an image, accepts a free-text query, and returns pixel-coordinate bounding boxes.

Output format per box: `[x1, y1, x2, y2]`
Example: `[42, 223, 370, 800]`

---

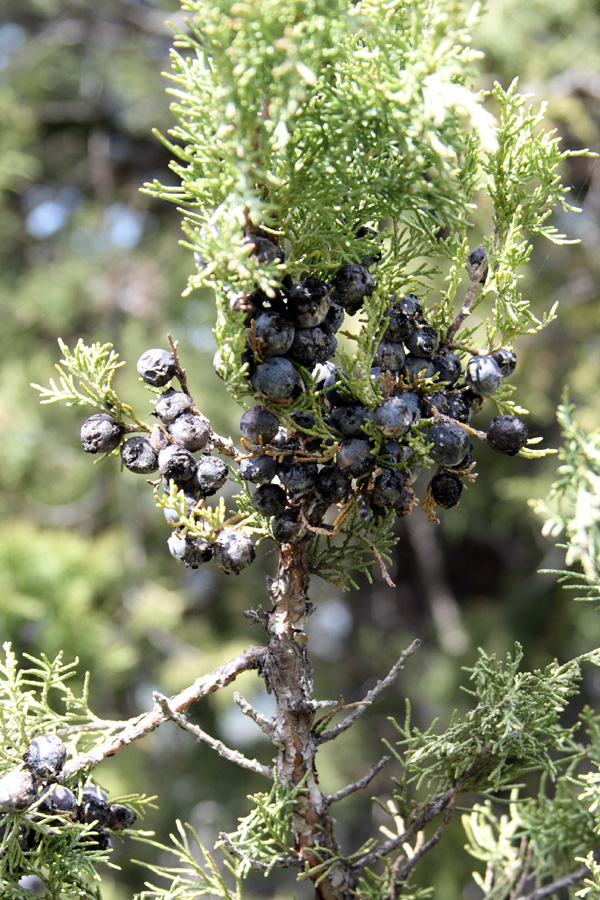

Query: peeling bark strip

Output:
[262, 536, 358, 900]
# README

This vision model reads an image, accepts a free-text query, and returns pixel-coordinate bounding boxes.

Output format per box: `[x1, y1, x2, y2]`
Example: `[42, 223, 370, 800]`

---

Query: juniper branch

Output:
[326, 756, 391, 805]
[233, 691, 275, 737]
[316, 641, 421, 744]
[153, 692, 272, 778]
[512, 866, 589, 900]
[60, 645, 266, 778]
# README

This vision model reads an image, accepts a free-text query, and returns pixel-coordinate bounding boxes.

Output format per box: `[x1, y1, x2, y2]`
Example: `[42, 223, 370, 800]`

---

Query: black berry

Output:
[330, 404, 373, 438]
[271, 508, 306, 543]
[288, 327, 337, 367]
[253, 484, 287, 516]
[486, 415, 529, 455]
[315, 465, 352, 502]
[23, 733, 67, 781]
[0, 768, 38, 813]
[277, 459, 318, 493]
[373, 339, 406, 373]
[252, 310, 295, 357]
[491, 348, 517, 377]
[288, 277, 331, 328]
[239, 454, 279, 484]
[426, 422, 470, 466]
[158, 445, 197, 482]
[330, 264, 375, 314]
[107, 804, 137, 831]
[240, 405, 280, 446]
[336, 439, 376, 478]
[79, 786, 112, 826]
[251, 357, 304, 402]
[404, 323, 440, 358]
[168, 414, 210, 452]
[430, 472, 463, 508]
[168, 531, 213, 567]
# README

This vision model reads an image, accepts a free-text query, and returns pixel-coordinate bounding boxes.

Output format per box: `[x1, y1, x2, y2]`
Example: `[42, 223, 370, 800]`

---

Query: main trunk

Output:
[262, 536, 356, 900]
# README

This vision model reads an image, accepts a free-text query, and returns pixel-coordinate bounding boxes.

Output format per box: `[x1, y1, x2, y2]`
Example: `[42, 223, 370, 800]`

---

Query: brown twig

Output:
[511, 866, 590, 900]
[153, 693, 272, 778]
[326, 756, 391, 805]
[60, 645, 266, 779]
[353, 742, 494, 871]
[316, 641, 421, 745]
[445, 255, 489, 344]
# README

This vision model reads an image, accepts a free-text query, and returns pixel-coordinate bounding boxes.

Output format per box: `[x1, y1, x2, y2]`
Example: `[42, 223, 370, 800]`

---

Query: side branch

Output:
[61, 645, 266, 779]
[512, 866, 590, 900]
[326, 756, 391, 805]
[154, 692, 272, 778]
[316, 640, 421, 744]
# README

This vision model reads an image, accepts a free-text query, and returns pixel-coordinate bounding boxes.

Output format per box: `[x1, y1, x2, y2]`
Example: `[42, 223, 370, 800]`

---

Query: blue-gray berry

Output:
[158, 445, 197, 482]
[194, 456, 229, 495]
[23, 733, 67, 781]
[121, 437, 158, 474]
[213, 530, 255, 574]
[426, 422, 470, 466]
[155, 389, 192, 424]
[465, 356, 503, 396]
[80, 414, 124, 454]
[251, 357, 304, 402]
[136, 348, 176, 386]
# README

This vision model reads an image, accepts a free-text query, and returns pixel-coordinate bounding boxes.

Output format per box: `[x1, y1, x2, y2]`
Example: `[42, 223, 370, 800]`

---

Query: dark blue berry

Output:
[288, 277, 331, 328]
[289, 327, 337, 367]
[277, 459, 318, 493]
[321, 301, 345, 333]
[468, 245, 487, 282]
[168, 414, 210, 452]
[168, 531, 213, 568]
[373, 339, 406, 373]
[313, 362, 350, 409]
[271, 508, 306, 543]
[107, 804, 137, 831]
[0, 769, 38, 812]
[330, 264, 375, 314]
[330, 405, 373, 438]
[403, 355, 436, 380]
[253, 484, 287, 516]
[251, 357, 304, 402]
[370, 467, 409, 507]
[158, 445, 197, 482]
[121, 437, 158, 474]
[213, 530, 255, 574]
[465, 356, 503, 396]
[404, 323, 440, 358]
[239, 454, 279, 484]
[424, 391, 451, 416]
[240, 405, 280, 446]
[486, 415, 528, 455]
[136, 348, 176, 386]
[430, 472, 463, 508]
[79, 786, 112, 826]
[23, 733, 66, 781]
[315, 465, 352, 502]
[80, 414, 124, 454]
[243, 232, 284, 265]
[383, 295, 420, 342]
[374, 397, 414, 438]
[491, 349, 517, 377]
[379, 440, 406, 466]
[432, 350, 462, 385]
[426, 423, 470, 466]
[193, 456, 228, 495]
[252, 310, 295, 357]
[336, 439, 376, 477]
[39, 785, 77, 815]
[155, 389, 192, 424]
[445, 391, 473, 423]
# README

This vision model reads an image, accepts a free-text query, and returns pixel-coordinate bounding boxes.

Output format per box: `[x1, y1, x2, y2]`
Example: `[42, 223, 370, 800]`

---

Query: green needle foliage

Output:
[16, 0, 600, 898]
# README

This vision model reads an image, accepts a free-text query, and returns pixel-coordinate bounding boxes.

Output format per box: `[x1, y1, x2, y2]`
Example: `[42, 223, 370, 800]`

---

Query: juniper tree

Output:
[4, 0, 597, 897]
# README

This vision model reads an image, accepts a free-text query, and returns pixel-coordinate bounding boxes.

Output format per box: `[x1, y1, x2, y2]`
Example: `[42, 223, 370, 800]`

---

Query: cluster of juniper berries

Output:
[78, 231, 529, 572]
[0, 733, 136, 860]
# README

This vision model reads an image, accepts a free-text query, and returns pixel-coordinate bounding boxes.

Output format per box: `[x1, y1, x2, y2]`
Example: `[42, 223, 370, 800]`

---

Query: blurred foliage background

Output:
[0, 0, 598, 897]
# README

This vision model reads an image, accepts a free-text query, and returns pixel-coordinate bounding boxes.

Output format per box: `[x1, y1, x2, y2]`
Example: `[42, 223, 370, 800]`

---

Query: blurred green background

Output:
[0, 0, 598, 897]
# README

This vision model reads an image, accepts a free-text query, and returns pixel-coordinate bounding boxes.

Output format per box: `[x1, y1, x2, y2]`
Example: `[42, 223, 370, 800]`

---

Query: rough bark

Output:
[262, 535, 357, 900]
